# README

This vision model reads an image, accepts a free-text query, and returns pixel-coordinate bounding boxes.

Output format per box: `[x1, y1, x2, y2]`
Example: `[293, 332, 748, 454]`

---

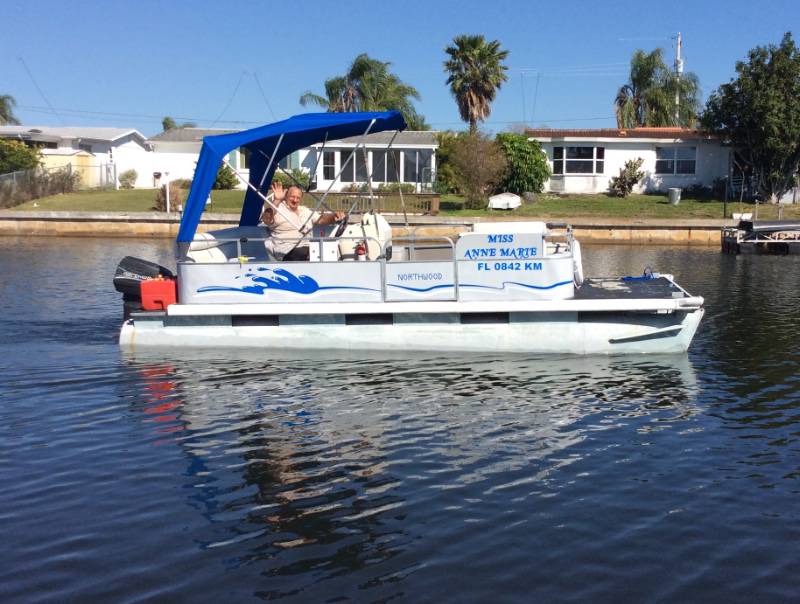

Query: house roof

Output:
[0, 126, 146, 143]
[326, 130, 437, 146]
[149, 127, 437, 146]
[148, 127, 235, 142]
[526, 127, 717, 140]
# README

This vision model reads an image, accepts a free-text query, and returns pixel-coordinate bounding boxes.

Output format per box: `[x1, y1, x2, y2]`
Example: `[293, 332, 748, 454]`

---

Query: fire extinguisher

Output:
[355, 241, 367, 261]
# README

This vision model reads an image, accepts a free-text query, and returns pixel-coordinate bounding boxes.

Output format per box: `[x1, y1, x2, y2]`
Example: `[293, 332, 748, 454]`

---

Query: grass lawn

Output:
[439, 193, 800, 220]
[12, 188, 245, 213]
[10, 188, 800, 221]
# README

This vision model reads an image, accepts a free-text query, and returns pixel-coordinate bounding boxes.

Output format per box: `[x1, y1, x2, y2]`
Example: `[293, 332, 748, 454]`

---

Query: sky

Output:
[3, 0, 798, 136]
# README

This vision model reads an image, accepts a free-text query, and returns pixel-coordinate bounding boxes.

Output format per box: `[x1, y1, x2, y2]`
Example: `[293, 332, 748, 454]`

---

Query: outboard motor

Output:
[114, 256, 174, 319]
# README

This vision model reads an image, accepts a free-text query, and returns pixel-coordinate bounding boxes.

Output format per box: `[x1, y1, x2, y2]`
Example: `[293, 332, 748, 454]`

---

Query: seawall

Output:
[0, 211, 725, 246]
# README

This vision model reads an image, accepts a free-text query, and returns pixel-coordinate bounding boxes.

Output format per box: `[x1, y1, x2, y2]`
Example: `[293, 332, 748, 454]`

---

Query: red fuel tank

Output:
[140, 278, 177, 311]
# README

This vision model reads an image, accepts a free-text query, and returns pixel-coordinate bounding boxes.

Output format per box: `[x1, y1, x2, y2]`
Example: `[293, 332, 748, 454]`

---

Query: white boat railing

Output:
[186, 235, 386, 262]
[185, 234, 458, 263]
[178, 226, 577, 304]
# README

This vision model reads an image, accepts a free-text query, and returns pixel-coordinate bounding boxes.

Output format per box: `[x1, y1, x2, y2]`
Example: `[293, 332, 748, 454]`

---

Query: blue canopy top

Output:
[176, 111, 407, 242]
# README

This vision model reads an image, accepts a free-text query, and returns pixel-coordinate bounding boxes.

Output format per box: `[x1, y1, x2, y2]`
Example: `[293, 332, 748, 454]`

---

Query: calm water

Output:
[1, 236, 799, 603]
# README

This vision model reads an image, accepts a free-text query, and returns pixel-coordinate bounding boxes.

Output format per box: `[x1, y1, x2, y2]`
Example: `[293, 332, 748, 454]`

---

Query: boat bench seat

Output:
[187, 226, 276, 263]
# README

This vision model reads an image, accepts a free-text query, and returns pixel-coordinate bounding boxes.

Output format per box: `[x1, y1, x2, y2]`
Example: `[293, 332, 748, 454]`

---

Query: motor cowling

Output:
[114, 256, 174, 301]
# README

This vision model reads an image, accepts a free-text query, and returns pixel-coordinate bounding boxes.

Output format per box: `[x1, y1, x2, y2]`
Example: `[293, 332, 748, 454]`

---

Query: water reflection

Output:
[123, 350, 700, 598]
[4, 238, 800, 601]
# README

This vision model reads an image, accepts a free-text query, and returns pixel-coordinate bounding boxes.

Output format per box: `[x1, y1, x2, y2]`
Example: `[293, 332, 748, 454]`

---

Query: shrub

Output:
[439, 198, 465, 211]
[213, 164, 238, 190]
[378, 182, 415, 193]
[712, 177, 728, 198]
[173, 178, 193, 189]
[0, 139, 41, 174]
[684, 183, 714, 199]
[272, 168, 312, 190]
[450, 132, 508, 209]
[609, 158, 645, 197]
[433, 131, 460, 194]
[0, 165, 80, 208]
[154, 183, 183, 211]
[118, 169, 137, 189]
[341, 182, 371, 193]
[495, 132, 550, 195]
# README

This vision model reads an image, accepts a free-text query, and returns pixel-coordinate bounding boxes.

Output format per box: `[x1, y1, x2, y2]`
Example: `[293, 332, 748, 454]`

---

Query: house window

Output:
[339, 149, 368, 183]
[24, 140, 57, 150]
[78, 143, 92, 152]
[402, 149, 433, 183]
[552, 146, 604, 174]
[372, 151, 386, 182]
[656, 147, 696, 174]
[322, 151, 335, 180]
[552, 146, 564, 174]
[239, 147, 251, 169]
[278, 151, 299, 171]
[355, 150, 368, 182]
[418, 149, 433, 183]
[386, 150, 400, 182]
[340, 150, 354, 182]
[403, 151, 418, 182]
[676, 146, 696, 174]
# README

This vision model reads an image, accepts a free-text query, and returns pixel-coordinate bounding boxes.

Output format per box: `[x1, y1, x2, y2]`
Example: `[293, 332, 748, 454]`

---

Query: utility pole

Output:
[674, 32, 683, 124]
[520, 72, 527, 125]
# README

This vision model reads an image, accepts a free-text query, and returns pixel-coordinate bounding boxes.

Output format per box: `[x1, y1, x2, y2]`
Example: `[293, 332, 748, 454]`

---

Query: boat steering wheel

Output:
[332, 213, 350, 238]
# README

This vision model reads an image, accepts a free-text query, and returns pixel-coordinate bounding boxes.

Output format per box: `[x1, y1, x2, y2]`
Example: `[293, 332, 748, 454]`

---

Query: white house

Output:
[147, 127, 234, 188]
[148, 128, 438, 192]
[307, 131, 437, 193]
[526, 127, 730, 195]
[0, 126, 151, 187]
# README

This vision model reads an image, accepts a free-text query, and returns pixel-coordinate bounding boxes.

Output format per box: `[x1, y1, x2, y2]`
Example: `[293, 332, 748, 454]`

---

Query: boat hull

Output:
[120, 307, 704, 355]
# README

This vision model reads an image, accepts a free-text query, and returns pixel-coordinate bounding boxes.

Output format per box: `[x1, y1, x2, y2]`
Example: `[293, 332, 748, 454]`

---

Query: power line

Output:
[617, 37, 670, 42]
[427, 116, 616, 126]
[252, 72, 277, 121]
[18, 104, 616, 129]
[516, 62, 628, 75]
[209, 70, 248, 127]
[18, 57, 65, 126]
[18, 104, 263, 126]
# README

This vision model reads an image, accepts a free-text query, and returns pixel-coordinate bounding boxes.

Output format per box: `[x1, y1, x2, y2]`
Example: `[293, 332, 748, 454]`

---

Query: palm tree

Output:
[300, 54, 427, 129]
[0, 94, 21, 125]
[443, 35, 509, 134]
[162, 116, 198, 131]
[614, 49, 700, 128]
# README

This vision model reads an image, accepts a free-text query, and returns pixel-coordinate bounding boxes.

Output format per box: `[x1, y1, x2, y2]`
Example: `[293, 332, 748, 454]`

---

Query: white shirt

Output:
[269, 205, 320, 255]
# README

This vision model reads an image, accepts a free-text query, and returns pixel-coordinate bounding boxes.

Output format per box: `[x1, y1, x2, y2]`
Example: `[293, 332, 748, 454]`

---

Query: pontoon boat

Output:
[115, 111, 704, 354]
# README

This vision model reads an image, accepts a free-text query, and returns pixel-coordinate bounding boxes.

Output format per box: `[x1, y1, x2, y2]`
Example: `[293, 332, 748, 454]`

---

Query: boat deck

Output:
[575, 277, 684, 300]
[722, 219, 800, 254]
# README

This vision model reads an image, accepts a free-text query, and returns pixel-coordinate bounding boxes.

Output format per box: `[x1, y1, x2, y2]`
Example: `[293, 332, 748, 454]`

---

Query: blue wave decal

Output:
[388, 283, 454, 293]
[197, 267, 379, 296]
[460, 280, 573, 291]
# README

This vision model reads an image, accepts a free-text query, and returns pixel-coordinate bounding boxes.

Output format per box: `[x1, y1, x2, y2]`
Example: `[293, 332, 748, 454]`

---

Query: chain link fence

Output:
[0, 164, 82, 209]
[0, 162, 118, 209]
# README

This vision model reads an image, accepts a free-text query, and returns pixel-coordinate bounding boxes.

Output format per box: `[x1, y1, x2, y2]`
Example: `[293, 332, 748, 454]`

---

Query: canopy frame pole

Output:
[369, 130, 403, 223]
[387, 140, 409, 229]
[256, 150, 337, 215]
[362, 135, 377, 211]
[221, 157, 296, 225]
[304, 133, 328, 192]
[257, 133, 285, 190]
[315, 118, 377, 214]
[295, 119, 378, 234]
[280, 119, 378, 257]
